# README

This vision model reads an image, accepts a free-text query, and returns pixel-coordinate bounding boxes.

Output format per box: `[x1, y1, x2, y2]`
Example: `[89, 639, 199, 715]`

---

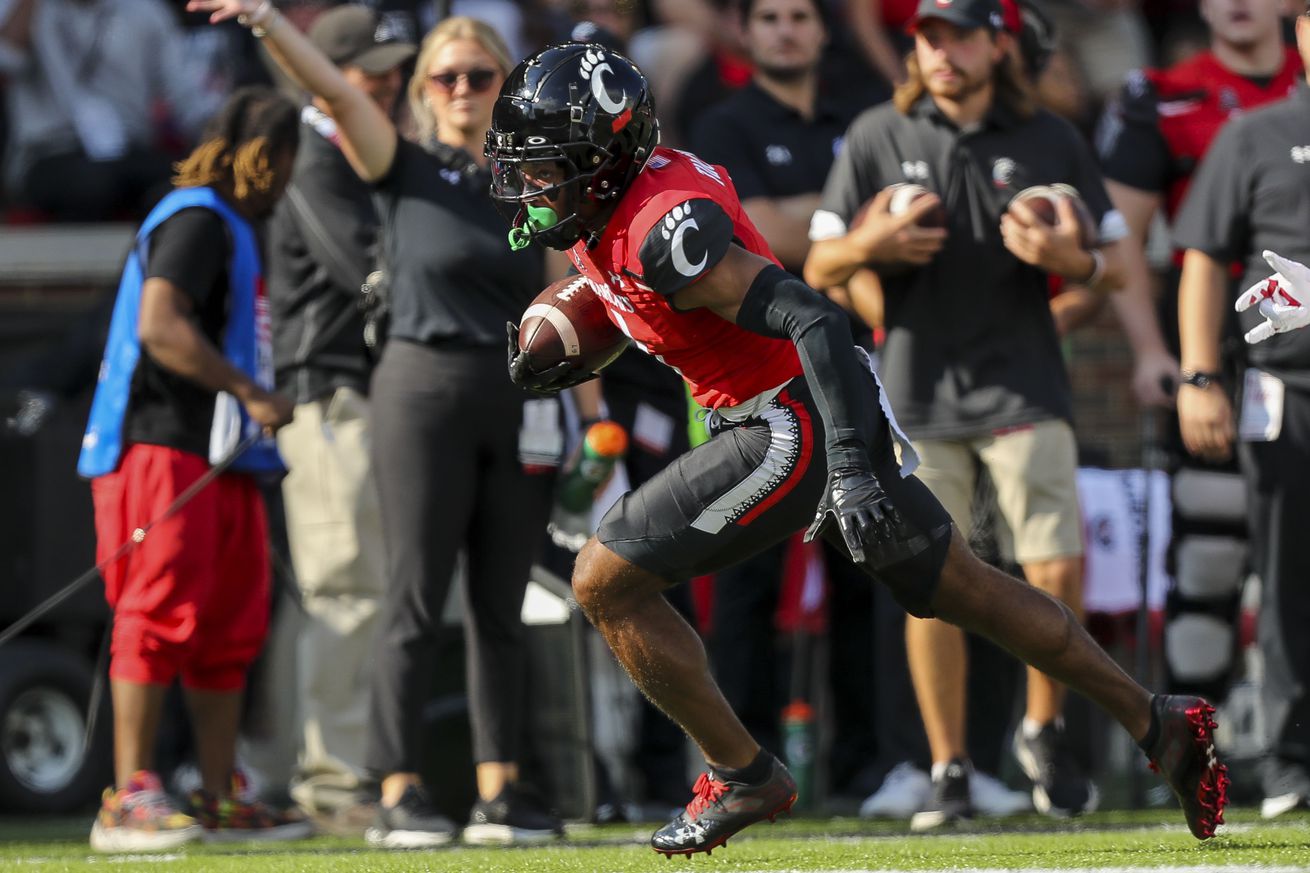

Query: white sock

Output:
[1022, 716, 1064, 739]
[931, 759, 970, 781]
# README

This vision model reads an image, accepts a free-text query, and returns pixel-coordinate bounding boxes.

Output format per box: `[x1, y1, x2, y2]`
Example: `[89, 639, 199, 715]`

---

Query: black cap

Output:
[308, 5, 415, 75]
[909, 0, 1005, 32]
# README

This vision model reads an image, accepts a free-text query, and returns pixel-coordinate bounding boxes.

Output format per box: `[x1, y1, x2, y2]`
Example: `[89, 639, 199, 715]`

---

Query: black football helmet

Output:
[485, 42, 659, 250]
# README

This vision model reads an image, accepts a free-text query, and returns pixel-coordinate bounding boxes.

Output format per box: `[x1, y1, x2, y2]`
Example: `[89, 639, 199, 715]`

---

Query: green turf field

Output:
[3, 809, 1309, 873]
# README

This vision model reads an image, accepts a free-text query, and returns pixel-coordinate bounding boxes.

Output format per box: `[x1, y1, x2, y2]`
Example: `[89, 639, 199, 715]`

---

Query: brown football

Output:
[1008, 184, 1096, 249]
[851, 182, 947, 230]
[518, 275, 629, 375]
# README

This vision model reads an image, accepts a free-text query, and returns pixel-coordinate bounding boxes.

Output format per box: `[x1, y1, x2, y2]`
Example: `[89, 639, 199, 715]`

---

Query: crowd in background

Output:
[2, 0, 1308, 851]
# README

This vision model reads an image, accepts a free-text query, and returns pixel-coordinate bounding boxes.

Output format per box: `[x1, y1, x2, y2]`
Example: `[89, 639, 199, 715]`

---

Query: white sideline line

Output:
[721, 868, 1310, 873]
[14, 855, 185, 866]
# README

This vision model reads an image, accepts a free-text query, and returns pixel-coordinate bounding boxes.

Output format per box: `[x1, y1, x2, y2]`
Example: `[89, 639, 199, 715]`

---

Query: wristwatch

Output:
[1180, 369, 1221, 390]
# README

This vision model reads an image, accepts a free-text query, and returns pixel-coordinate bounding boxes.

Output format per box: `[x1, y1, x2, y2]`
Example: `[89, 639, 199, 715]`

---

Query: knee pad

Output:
[874, 523, 952, 619]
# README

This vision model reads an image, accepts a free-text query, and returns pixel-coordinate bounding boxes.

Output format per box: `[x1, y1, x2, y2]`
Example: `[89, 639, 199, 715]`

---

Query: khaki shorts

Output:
[912, 419, 1083, 563]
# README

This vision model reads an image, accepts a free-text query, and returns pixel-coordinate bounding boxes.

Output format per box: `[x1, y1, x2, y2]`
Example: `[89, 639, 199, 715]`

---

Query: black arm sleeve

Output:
[736, 263, 875, 471]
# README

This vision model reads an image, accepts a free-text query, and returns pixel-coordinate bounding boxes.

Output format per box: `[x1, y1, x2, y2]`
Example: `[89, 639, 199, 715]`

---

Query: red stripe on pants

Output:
[735, 389, 815, 526]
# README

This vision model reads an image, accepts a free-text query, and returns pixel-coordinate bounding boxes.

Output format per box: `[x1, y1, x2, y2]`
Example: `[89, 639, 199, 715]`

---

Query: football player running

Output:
[1236, 250, 1310, 344]
[489, 44, 1227, 855]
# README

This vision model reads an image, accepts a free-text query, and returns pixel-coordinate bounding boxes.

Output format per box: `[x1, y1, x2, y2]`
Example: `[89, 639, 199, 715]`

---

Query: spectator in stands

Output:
[77, 86, 310, 852]
[263, 4, 414, 830]
[191, 0, 567, 844]
[804, 0, 1130, 827]
[0, 0, 223, 220]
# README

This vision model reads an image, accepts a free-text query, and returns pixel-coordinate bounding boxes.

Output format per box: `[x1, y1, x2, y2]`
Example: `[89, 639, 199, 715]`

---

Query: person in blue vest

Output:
[78, 86, 311, 852]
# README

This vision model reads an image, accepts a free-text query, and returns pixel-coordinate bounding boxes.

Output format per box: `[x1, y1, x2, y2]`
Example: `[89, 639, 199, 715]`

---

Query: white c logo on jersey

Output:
[590, 62, 626, 115]
[671, 218, 706, 277]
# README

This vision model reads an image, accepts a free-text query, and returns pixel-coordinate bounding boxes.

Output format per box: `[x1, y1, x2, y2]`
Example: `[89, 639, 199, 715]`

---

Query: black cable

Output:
[0, 431, 264, 649]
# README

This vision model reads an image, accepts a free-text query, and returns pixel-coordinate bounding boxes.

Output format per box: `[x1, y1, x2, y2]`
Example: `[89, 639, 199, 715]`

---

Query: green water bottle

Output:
[558, 421, 629, 514]
[781, 699, 816, 812]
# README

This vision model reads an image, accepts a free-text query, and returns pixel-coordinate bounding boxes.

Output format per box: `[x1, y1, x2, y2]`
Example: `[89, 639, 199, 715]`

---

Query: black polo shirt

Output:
[1173, 83, 1310, 386]
[811, 94, 1126, 439]
[689, 81, 866, 201]
[373, 138, 544, 347]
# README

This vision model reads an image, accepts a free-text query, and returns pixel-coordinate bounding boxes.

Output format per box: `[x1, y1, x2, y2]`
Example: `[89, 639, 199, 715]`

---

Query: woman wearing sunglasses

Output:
[189, 1, 569, 847]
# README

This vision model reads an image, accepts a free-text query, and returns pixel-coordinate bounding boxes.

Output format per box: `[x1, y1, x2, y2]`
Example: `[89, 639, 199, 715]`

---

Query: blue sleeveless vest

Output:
[78, 187, 283, 478]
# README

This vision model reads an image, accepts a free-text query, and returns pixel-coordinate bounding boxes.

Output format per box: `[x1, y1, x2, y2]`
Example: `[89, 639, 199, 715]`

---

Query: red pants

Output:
[92, 444, 269, 691]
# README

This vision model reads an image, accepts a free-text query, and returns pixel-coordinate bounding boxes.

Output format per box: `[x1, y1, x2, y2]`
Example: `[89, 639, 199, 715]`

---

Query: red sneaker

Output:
[1141, 695, 1230, 840]
[650, 755, 797, 857]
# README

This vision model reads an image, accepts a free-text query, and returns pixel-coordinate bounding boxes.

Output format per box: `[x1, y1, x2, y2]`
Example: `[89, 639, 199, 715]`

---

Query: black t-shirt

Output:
[1173, 85, 1310, 385]
[690, 82, 867, 202]
[124, 207, 231, 457]
[373, 139, 544, 346]
[812, 96, 1125, 439]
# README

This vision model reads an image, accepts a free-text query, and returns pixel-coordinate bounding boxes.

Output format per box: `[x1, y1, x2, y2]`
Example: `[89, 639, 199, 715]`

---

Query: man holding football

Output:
[486, 41, 1228, 855]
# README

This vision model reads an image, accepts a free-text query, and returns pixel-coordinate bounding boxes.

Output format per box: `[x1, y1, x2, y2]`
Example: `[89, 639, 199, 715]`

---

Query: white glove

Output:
[1235, 250, 1310, 344]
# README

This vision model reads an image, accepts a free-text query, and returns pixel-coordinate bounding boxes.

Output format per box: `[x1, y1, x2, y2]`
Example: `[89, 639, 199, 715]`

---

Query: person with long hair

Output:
[78, 86, 311, 851]
[189, 1, 567, 846]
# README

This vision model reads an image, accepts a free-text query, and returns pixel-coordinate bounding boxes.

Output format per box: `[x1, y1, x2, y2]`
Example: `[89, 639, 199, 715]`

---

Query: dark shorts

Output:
[597, 373, 953, 617]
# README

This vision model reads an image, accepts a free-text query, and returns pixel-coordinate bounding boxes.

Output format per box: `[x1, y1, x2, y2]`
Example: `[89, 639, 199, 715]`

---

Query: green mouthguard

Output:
[508, 204, 560, 251]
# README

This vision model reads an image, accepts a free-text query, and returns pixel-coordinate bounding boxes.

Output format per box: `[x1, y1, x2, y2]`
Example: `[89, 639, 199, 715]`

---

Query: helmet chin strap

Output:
[508, 204, 560, 251]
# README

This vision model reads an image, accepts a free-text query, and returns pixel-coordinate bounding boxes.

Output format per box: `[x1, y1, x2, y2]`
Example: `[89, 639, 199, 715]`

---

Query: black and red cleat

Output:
[1141, 694, 1230, 840]
[650, 755, 797, 857]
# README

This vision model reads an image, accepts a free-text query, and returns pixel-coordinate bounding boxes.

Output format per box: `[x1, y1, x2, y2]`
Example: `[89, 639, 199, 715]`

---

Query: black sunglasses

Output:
[427, 69, 499, 93]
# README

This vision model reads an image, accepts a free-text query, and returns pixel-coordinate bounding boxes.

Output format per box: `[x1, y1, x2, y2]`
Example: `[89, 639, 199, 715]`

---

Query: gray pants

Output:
[277, 387, 387, 809]
[366, 340, 555, 773]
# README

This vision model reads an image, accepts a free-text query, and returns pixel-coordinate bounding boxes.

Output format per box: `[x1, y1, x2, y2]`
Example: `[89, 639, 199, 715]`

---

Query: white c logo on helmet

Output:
[580, 50, 627, 115]
[590, 62, 626, 114]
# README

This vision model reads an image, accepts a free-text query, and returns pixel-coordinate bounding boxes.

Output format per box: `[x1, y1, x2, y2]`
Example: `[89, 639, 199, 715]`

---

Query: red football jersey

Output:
[567, 147, 803, 409]
[1146, 49, 1300, 218]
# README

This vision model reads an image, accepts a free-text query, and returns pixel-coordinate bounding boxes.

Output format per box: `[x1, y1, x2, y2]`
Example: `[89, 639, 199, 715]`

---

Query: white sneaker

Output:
[859, 762, 932, 819]
[971, 770, 1032, 817]
[1261, 792, 1307, 819]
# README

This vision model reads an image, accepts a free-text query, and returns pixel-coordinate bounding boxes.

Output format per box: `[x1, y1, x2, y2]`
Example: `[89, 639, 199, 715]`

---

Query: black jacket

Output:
[268, 114, 377, 404]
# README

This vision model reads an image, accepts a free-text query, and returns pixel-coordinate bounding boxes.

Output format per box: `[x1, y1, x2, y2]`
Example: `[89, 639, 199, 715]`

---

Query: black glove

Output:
[506, 322, 599, 397]
[804, 466, 931, 570]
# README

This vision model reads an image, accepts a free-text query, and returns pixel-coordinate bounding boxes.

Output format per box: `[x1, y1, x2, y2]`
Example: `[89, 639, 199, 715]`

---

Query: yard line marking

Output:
[720, 867, 1310, 873]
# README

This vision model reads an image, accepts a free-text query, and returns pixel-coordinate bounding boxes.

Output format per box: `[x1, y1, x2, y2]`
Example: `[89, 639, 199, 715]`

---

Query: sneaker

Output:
[1260, 760, 1310, 820]
[187, 772, 314, 843]
[464, 782, 564, 846]
[365, 784, 458, 848]
[650, 754, 797, 857]
[1140, 694, 1230, 840]
[859, 762, 932, 819]
[90, 771, 203, 853]
[1013, 721, 1099, 817]
[971, 769, 1032, 818]
[909, 758, 974, 832]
